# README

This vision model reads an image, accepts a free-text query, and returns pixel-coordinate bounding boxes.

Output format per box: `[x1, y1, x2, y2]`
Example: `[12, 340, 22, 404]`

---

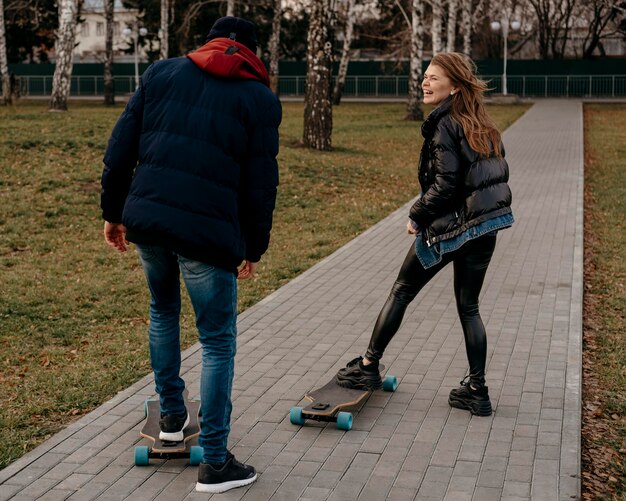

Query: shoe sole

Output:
[448, 396, 492, 416]
[195, 474, 257, 494]
[335, 374, 382, 391]
[159, 413, 190, 442]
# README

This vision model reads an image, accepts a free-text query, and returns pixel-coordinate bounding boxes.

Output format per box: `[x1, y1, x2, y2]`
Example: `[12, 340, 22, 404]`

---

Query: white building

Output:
[74, 0, 149, 62]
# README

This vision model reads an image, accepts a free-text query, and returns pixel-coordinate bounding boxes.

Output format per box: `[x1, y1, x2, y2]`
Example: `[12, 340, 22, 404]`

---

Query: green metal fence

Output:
[278, 75, 626, 98]
[11, 75, 137, 97]
[7, 74, 626, 98]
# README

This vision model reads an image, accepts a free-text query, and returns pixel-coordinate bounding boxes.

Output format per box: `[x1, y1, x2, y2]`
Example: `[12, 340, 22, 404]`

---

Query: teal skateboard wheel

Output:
[383, 375, 398, 392]
[290, 407, 305, 426]
[189, 446, 203, 466]
[336, 412, 353, 430]
[134, 445, 150, 466]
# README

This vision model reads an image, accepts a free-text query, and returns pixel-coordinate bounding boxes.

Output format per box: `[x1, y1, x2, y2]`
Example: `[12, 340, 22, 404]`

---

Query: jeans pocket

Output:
[135, 243, 156, 260]
[178, 256, 214, 275]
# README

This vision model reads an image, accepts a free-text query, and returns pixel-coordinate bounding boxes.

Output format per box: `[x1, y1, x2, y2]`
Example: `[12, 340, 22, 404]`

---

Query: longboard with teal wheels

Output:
[135, 389, 203, 466]
[290, 365, 397, 430]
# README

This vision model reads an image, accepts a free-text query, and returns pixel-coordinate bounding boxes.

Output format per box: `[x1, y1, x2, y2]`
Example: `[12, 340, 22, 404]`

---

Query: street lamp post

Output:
[123, 22, 148, 89]
[490, 15, 520, 96]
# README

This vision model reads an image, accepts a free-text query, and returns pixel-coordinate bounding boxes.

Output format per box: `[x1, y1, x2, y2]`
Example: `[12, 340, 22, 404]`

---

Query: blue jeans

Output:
[135, 244, 237, 464]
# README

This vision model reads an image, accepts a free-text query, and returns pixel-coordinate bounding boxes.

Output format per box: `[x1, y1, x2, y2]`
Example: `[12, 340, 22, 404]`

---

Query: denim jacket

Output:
[414, 213, 514, 269]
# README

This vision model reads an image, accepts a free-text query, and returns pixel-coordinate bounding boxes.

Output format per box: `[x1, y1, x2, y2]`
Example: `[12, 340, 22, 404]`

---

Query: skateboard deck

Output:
[290, 364, 397, 430]
[134, 390, 203, 466]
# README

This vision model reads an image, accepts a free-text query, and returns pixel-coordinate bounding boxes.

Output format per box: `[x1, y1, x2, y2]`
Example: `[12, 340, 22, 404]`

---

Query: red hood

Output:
[187, 39, 270, 87]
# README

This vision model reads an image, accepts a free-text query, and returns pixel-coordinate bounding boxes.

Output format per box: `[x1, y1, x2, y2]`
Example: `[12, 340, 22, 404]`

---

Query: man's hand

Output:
[238, 260, 258, 280]
[406, 220, 418, 235]
[104, 221, 129, 252]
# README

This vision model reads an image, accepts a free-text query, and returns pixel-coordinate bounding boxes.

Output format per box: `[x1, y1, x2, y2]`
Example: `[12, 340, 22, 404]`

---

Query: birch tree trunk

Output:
[406, 0, 425, 121]
[460, 0, 485, 56]
[160, 0, 168, 59]
[303, 0, 334, 150]
[0, 0, 11, 105]
[226, 0, 234, 16]
[268, 0, 281, 94]
[332, 0, 356, 105]
[430, 0, 443, 56]
[446, 0, 458, 52]
[49, 0, 80, 111]
[460, 0, 472, 55]
[103, 0, 115, 105]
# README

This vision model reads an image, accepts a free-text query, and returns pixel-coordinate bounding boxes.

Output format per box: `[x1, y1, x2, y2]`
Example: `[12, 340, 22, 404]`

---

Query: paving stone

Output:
[53, 473, 94, 491]
[300, 486, 332, 501]
[66, 482, 109, 500]
[0, 484, 21, 500]
[472, 486, 503, 500]
[9, 478, 59, 499]
[37, 489, 74, 501]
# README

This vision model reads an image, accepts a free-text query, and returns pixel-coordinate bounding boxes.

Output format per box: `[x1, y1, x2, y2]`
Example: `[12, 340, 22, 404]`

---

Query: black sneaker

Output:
[196, 452, 257, 494]
[158, 410, 190, 442]
[335, 356, 383, 390]
[448, 377, 492, 416]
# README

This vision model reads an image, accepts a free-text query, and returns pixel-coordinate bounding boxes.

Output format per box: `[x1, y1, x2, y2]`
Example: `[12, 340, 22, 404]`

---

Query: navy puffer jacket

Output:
[101, 39, 281, 272]
[409, 97, 512, 246]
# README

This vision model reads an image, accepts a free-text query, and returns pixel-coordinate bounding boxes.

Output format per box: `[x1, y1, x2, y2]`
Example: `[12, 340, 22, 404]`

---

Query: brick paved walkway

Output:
[0, 99, 584, 500]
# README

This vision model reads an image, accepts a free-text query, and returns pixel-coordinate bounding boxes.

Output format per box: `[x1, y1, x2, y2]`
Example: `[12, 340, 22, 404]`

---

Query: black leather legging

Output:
[365, 234, 497, 385]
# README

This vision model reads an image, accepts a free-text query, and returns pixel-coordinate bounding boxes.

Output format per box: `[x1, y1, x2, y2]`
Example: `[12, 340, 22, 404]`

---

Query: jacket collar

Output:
[187, 39, 270, 87]
[421, 96, 453, 138]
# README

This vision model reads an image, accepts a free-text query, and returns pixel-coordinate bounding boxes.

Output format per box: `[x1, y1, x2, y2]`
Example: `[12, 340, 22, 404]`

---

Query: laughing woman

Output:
[335, 52, 514, 417]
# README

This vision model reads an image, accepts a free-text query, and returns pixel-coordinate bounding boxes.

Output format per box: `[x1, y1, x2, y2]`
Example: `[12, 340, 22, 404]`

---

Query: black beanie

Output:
[206, 16, 258, 53]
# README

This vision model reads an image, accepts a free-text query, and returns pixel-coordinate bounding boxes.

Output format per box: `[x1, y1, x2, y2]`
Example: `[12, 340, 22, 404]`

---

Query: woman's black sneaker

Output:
[196, 452, 257, 494]
[158, 410, 189, 441]
[448, 378, 492, 416]
[335, 356, 383, 390]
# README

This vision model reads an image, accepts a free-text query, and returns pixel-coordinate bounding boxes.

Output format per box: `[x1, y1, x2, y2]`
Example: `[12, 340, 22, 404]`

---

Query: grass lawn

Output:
[0, 100, 526, 469]
[581, 103, 626, 499]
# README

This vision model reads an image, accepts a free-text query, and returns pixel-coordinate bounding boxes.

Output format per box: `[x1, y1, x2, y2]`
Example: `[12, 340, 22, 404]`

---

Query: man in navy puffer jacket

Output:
[100, 16, 280, 494]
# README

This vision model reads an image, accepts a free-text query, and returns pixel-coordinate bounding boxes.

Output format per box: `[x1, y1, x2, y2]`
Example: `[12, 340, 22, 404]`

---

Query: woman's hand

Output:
[406, 220, 418, 235]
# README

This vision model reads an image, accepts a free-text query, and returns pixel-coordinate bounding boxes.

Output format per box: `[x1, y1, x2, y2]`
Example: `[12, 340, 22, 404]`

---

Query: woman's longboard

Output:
[134, 390, 203, 466]
[290, 365, 398, 430]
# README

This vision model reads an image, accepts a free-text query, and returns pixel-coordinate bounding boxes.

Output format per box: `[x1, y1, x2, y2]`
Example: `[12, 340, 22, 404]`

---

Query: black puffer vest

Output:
[408, 97, 512, 246]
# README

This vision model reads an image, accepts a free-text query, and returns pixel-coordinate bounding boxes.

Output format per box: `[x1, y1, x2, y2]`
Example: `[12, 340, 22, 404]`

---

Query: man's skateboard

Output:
[134, 390, 203, 466]
[290, 365, 398, 430]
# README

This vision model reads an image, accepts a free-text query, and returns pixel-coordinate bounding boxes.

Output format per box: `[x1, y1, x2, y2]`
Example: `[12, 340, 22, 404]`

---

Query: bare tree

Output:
[446, 0, 458, 51]
[49, 0, 82, 111]
[160, 0, 169, 59]
[460, 0, 472, 54]
[227, 0, 234, 16]
[460, 0, 486, 55]
[406, 0, 425, 120]
[430, 0, 444, 55]
[0, 0, 11, 105]
[581, 0, 624, 57]
[333, 0, 356, 105]
[268, 0, 281, 93]
[528, 0, 578, 58]
[103, 0, 114, 105]
[303, 0, 334, 150]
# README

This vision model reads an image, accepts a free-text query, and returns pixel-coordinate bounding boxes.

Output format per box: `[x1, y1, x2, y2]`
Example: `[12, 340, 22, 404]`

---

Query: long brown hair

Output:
[430, 52, 502, 157]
